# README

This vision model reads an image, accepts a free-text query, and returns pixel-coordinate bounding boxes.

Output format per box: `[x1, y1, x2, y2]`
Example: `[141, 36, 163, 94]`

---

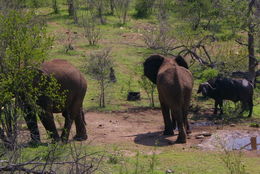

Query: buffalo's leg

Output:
[219, 100, 223, 115]
[173, 109, 186, 143]
[74, 110, 87, 141]
[213, 100, 218, 114]
[160, 102, 173, 135]
[24, 111, 40, 143]
[248, 99, 253, 117]
[39, 111, 60, 142]
[61, 111, 73, 142]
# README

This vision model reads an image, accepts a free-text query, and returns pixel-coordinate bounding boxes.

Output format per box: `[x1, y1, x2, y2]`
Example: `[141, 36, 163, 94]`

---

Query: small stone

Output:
[202, 132, 212, 137]
[196, 135, 204, 139]
[230, 124, 236, 127]
[166, 169, 174, 173]
[98, 124, 104, 128]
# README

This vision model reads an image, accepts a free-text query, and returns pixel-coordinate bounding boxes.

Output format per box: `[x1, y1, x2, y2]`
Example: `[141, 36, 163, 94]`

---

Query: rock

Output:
[98, 124, 104, 128]
[230, 124, 236, 127]
[195, 135, 204, 139]
[202, 132, 212, 137]
[166, 169, 174, 173]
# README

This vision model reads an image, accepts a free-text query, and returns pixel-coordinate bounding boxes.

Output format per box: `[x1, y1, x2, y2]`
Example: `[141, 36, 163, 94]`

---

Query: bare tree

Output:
[67, 0, 78, 23]
[114, 0, 131, 25]
[82, 12, 102, 46]
[83, 48, 114, 108]
[138, 75, 156, 108]
[87, 0, 106, 24]
[142, 22, 176, 54]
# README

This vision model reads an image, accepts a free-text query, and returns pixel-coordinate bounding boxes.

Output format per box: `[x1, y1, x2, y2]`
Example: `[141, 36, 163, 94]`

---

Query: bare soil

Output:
[71, 109, 260, 157]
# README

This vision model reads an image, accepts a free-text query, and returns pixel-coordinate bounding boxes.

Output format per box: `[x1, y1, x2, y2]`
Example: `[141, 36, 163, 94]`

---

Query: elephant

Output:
[143, 54, 193, 143]
[24, 59, 87, 143]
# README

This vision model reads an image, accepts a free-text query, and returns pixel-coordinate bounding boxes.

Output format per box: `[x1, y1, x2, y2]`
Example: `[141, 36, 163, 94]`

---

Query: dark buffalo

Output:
[197, 77, 254, 117]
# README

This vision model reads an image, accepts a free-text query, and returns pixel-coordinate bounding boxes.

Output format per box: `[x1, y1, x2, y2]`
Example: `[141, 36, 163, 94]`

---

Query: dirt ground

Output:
[75, 109, 260, 157]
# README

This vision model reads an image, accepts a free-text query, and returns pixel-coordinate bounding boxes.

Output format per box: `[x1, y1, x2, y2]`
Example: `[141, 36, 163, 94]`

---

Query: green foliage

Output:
[175, 0, 220, 31]
[134, 0, 155, 18]
[134, 61, 157, 108]
[221, 150, 248, 174]
[0, 10, 67, 146]
[193, 67, 219, 83]
[83, 48, 114, 107]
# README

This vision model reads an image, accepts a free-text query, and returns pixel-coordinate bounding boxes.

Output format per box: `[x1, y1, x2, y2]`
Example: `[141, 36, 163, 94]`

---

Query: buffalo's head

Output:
[197, 82, 215, 97]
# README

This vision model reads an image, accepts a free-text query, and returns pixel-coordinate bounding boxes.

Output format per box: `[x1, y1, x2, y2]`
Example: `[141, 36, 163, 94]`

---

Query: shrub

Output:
[134, 0, 155, 18]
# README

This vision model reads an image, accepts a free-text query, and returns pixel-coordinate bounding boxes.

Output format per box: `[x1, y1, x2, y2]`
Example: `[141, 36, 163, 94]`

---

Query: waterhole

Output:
[198, 130, 260, 151]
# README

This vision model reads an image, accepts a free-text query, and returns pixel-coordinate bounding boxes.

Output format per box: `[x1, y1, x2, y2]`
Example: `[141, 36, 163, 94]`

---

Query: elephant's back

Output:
[157, 65, 193, 107]
[41, 59, 87, 110]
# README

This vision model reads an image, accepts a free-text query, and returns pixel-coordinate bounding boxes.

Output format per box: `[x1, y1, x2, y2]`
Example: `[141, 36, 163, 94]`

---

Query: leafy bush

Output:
[194, 67, 219, 83]
[134, 0, 155, 18]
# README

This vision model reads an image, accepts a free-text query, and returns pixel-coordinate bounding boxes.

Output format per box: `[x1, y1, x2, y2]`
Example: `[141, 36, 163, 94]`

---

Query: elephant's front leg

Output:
[39, 111, 60, 142]
[24, 111, 40, 143]
[160, 102, 173, 135]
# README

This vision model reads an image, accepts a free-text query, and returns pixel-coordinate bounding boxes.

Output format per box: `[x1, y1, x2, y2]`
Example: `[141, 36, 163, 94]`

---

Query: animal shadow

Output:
[134, 131, 177, 146]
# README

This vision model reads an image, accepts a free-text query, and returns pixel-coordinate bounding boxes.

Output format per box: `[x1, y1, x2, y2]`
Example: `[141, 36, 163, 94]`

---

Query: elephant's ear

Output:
[175, 55, 189, 69]
[143, 54, 164, 84]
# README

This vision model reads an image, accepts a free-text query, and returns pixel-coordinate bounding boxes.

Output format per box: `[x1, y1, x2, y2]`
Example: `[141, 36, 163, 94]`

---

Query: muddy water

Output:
[190, 121, 215, 127]
[198, 130, 260, 151]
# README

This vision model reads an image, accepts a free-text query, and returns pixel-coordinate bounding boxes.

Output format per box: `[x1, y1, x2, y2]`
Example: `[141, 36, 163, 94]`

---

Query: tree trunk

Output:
[52, 0, 59, 14]
[248, 23, 256, 83]
[110, 0, 115, 15]
[98, 7, 105, 24]
[67, 0, 73, 16]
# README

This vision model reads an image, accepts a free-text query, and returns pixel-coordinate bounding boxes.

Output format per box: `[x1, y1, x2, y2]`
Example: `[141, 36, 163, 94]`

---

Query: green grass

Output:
[12, 5, 259, 174]
[5, 143, 259, 174]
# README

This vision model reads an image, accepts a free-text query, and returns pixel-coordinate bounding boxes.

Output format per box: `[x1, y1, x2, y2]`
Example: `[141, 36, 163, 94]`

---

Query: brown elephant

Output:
[143, 54, 193, 143]
[24, 59, 87, 143]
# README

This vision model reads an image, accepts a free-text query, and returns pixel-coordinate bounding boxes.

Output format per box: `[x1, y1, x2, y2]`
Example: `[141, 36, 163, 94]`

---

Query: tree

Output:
[87, 0, 106, 24]
[114, 0, 131, 25]
[52, 0, 59, 14]
[83, 48, 114, 108]
[174, 0, 259, 83]
[0, 9, 62, 148]
[67, 0, 78, 23]
[82, 12, 102, 46]
[134, 0, 155, 18]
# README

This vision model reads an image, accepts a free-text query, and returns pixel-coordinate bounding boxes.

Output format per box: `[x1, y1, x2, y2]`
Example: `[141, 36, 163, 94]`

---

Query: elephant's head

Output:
[143, 54, 189, 84]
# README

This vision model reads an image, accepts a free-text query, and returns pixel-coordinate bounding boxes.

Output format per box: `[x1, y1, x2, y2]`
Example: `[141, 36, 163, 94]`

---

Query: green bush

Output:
[194, 67, 219, 83]
[134, 0, 155, 18]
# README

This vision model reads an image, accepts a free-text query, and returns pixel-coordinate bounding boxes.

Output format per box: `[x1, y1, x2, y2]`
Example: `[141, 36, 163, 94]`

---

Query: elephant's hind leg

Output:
[173, 109, 186, 144]
[39, 111, 60, 142]
[61, 110, 73, 142]
[73, 110, 87, 141]
[183, 107, 191, 134]
[160, 102, 174, 135]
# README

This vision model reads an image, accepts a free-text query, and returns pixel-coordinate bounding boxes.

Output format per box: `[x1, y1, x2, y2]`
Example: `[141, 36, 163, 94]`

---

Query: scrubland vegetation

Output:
[0, 0, 260, 173]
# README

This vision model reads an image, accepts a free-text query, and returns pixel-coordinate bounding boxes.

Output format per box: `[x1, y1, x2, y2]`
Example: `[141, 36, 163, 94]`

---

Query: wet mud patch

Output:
[198, 130, 260, 151]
